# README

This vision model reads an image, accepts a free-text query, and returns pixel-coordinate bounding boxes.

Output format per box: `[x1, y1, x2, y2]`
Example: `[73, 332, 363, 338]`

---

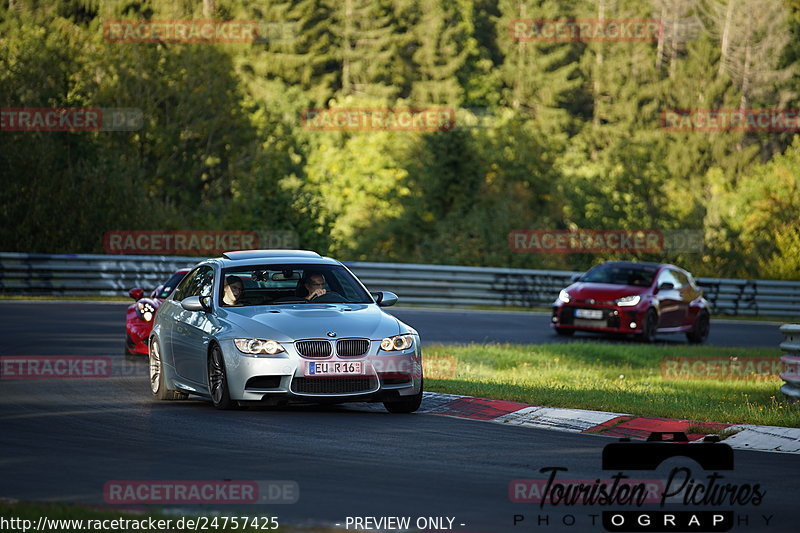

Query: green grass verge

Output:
[424, 342, 800, 428]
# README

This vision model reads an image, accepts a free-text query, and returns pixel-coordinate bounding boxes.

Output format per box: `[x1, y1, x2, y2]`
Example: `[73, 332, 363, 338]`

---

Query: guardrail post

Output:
[779, 324, 800, 400]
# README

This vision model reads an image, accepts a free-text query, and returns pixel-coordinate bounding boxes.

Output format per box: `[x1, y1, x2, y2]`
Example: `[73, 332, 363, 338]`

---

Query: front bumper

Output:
[126, 318, 152, 355]
[551, 304, 645, 334]
[220, 339, 423, 402]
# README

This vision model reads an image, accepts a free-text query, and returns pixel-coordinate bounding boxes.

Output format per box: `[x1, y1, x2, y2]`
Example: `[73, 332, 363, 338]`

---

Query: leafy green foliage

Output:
[1, 0, 799, 280]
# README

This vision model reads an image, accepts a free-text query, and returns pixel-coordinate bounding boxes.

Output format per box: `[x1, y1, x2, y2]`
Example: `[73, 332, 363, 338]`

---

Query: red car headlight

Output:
[615, 295, 641, 307]
[135, 299, 157, 322]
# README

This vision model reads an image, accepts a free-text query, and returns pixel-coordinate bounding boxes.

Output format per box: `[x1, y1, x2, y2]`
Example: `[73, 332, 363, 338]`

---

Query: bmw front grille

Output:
[335, 338, 370, 357]
[295, 340, 332, 357]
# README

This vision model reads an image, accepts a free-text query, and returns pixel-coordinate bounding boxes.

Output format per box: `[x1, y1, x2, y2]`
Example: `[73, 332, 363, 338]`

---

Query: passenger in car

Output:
[222, 275, 245, 306]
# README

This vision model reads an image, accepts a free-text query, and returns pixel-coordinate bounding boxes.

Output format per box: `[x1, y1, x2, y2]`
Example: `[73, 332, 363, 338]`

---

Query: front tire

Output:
[637, 309, 658, 343]
[555, 327, 575, 337]
[208, 344, 237, 410]
[383, 377, 423, 414]
[686, 311, 710, 344]
[150, 339, 188, 400]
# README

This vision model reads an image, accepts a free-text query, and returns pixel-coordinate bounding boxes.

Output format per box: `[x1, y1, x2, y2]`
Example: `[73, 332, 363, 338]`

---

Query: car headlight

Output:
[558, 290, 571, 303]
[615, 295, 641, 307]
[380, 334, 414, 351]
[136, 300, 156, 322]
[234, 338, 285, 355]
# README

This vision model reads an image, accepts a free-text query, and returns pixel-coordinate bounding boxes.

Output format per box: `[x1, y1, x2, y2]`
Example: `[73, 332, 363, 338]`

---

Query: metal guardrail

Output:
[0, 253, 198, 295]
[780, 324, 800, 399]
[0, 252, 799, 317]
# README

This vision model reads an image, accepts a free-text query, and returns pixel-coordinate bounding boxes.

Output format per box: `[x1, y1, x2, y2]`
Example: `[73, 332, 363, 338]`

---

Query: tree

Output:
[495, 0, 585, 132]
[706, 0, 796, 112]
[409, 0, 474, 105]
[703, 136, 800, 278]
[338, 0, 401, 100]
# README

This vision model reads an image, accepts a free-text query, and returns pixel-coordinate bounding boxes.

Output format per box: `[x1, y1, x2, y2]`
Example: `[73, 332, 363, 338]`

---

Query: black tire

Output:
[555, 327, 575, 337]
[686, 311, 710, 344]
[149, 339, 188, 400]
[208, 344, 237, 410]
[383, 377, 423, 414]
[637, 309, 658, 343]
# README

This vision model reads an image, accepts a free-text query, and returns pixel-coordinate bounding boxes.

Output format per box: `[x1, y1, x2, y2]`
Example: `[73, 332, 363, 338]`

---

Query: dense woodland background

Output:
[1, 0, 800, 279]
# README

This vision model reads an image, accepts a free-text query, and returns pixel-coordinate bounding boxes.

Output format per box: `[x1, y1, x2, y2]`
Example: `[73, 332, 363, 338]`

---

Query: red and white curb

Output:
[407, 392, 800, 454]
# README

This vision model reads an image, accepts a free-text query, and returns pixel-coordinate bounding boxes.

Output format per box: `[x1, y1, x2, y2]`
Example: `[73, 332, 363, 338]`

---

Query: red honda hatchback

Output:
[551, 261, 710, 343]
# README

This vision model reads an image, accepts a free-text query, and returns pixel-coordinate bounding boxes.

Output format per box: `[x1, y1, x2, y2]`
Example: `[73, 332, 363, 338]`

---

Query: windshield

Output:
[156, 271, 188, 299]
[580, 264, 658, 287]
[220, 264, 372, 306]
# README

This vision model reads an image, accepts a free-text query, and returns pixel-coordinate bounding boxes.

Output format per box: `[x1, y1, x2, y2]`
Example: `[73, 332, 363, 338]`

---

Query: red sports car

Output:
[551, 261, 710, 343]
[125, 269, 189, 355]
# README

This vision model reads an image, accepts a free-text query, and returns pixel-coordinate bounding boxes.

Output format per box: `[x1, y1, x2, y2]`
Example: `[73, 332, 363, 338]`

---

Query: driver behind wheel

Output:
[302, 272, 327, 301]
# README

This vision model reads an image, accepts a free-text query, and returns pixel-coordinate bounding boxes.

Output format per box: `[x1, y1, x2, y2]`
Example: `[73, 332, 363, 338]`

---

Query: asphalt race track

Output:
[387, 308, 784, 347]
[0, 301, 796, 532]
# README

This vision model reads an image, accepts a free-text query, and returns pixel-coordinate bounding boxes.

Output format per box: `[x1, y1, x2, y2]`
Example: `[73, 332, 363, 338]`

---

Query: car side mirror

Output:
[181, 295, 212, 312]
[373, 291, 398, 307]
[570, 273, 582, 283]
[658, 282, 674, 291]
[129, 288, 144, 300]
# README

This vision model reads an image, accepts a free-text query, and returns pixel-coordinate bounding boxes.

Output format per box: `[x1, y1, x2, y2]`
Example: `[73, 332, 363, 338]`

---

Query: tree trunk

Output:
[718, 0, 733, 76]
[669, 9, 678, 79]
[203, 0, 215, 18]
[342, 0, 353, 95]
[513, 1, 526, 110]
[592, 0, 606, 128]
[656, 4, 666, 71]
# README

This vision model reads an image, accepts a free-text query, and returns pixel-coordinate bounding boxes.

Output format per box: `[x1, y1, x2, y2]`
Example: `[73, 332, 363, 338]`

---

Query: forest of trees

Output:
[1, 0, 800, 279]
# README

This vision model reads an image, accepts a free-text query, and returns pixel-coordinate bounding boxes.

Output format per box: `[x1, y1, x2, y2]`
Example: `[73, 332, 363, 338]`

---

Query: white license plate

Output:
[575, 309, 603, 320]
[306, 361, 362, 376]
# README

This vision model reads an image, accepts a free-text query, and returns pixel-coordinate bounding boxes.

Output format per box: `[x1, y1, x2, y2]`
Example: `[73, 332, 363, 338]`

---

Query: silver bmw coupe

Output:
[149, 250, 423, 412]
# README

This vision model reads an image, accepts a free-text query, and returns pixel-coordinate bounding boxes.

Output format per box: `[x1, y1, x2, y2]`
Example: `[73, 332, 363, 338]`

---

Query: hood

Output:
[219, 303, 403, 342]
[566, 282, 649, 301]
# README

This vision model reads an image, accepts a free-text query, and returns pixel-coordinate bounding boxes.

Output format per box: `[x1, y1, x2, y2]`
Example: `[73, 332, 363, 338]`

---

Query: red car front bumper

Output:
[551, 304, 646, 334]
[125, 307, 153, 355]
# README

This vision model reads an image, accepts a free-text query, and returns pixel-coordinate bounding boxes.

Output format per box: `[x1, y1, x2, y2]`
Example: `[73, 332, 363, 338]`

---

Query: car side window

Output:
[172, 266, 214, 301]
[184, 266, 214, 298]
[671, 269, 690, 289]
[196, 267, 215, 298]
[657, 269, 679, 288]
[172, 267, 201, 302]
